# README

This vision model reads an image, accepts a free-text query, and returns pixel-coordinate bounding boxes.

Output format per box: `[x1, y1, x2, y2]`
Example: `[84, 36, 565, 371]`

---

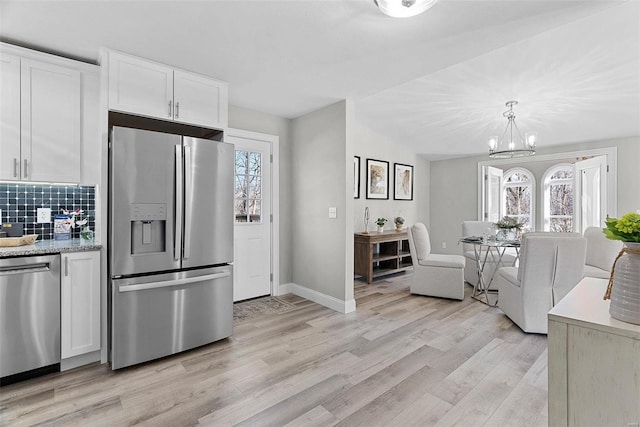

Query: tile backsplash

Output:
[0, 183, 95, 240]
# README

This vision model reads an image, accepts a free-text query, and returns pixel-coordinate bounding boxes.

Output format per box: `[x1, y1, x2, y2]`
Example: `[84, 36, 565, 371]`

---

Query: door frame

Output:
[477, 147, 617, 223]
[226, 128, 280, 297]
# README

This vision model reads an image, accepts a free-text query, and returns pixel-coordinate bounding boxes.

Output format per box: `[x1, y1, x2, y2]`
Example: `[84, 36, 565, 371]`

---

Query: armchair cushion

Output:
[418, 254, 465, 269]
[584, 226, 622, 275]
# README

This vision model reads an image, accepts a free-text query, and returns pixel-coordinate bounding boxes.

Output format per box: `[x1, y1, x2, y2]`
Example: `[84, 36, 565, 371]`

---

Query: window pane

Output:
[248, 199, 261, 223]
[551, 169, 573, 180]
[235, 199, 247, 222]
[235, 150, 248, 175]
[249, 152, 262, 176]
[235, 175, 247, 199]
[550, 184, 573, 215]
[248, 176, 261, 199]
[550, 217, 573, 232]
[505, 172, 530, 183]
[505, 186, 531, 215]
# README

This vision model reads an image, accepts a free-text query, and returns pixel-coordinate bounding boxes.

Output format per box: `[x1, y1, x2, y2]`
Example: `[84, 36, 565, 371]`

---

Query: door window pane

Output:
[235, 150, 262, 224]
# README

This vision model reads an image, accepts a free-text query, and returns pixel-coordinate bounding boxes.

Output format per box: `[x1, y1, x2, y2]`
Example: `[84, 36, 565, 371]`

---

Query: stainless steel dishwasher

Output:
[0, 255, 61, 386]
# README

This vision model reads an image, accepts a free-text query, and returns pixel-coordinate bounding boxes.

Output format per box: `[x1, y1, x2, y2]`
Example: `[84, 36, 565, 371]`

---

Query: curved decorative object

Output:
[373, 0, 438, 18]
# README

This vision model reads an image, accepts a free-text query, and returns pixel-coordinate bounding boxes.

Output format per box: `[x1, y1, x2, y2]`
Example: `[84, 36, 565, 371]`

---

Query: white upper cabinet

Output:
[173, 69, 228, 129]
[107, 50, 228, 129]
[0, 52, 21, 180]
[0, 45, 89, 184]
[21, 58, 81, 183]
[108, 53, 173, 120]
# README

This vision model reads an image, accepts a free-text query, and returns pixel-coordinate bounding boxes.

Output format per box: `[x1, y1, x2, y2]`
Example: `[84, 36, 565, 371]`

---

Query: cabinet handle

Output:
[175, 102, 180, 118]
[64, 257, 69, 277]
[23, 159, 28, 178]
[13, 158, 18, 178]
[168, 100, 172, 118]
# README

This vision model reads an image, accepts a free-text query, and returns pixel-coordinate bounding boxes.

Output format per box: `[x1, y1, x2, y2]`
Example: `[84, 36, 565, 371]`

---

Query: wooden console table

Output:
[548, 277, 640, 426]
[354, 230, 412, 284]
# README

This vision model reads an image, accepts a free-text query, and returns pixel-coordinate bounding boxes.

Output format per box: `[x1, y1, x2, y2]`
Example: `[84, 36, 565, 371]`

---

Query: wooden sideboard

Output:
[354, 230, 412, 284]
[548, 277, 640, 427]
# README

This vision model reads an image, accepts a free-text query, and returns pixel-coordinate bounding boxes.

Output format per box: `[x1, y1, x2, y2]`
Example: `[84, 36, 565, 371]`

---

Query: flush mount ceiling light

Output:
[488, 101, 537, 159]
[374, 0, 439, 18]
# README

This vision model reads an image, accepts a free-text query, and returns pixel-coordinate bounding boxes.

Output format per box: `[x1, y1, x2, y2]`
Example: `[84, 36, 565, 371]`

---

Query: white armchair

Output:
[583, 226, 622, 279]
[407, 223, 465, 300]
[496, 233, 587, 334]
[461, 221, 517, 289]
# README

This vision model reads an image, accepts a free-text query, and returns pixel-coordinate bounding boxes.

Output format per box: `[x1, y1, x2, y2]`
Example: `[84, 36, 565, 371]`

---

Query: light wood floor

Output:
[0, 274, 548, 426]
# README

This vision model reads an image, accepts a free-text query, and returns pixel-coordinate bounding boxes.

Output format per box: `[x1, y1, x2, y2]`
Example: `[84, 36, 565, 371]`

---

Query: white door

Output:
[228, 132, 272, 302]
[482, 165, 504, 222]
[574, 155, 607, 233]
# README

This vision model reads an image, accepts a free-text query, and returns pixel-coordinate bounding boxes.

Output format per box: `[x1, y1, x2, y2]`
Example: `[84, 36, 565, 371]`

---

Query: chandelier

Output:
[488, 101, 536, 158]
[374, 0, 439, 18]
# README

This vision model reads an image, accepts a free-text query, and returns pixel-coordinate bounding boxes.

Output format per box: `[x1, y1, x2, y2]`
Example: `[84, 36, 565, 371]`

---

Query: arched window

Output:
[543, 164, 574, 232]
[503, 168, 535, 231]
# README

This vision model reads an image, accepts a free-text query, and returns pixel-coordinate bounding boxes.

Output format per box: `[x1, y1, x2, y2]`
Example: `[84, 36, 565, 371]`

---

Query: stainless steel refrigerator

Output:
[109, 126, 233, 370]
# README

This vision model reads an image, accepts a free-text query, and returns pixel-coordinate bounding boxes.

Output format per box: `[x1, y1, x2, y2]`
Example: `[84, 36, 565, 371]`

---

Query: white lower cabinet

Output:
[61, 251, 100, 359]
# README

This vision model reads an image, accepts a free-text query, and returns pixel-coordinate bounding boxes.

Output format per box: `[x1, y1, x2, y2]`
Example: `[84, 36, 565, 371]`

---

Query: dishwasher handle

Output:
[118, 271, 231, 293]
[0, 263, 51, 276]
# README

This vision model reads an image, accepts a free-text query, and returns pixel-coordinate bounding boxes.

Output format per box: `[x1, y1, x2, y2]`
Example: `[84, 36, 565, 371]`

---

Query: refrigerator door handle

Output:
[183, 144, 193, 260]
[174, 145, 183, 261]
[118, 270, 231, 292]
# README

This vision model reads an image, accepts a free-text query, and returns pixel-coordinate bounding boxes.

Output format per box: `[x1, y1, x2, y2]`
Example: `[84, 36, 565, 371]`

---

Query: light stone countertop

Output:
[0, 238, 101, 258]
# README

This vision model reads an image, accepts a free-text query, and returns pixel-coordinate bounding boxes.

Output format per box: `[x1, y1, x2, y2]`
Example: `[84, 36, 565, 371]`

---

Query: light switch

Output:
[328, 207, 337, 219]
[37, 208, 51, 223]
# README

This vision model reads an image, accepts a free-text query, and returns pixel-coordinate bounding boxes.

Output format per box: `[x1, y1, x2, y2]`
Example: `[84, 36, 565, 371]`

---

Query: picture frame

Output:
[393, 163, 414, 201]
[366, 158, 389, 200]
[353, 156, 361, 199]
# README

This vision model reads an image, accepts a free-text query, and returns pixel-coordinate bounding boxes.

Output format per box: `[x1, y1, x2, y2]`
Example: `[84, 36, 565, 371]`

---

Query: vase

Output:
[80, 226, 94, 242]
[496, 228, 516, 241]
[609, 242, 640, 325]
[377, 226, 384, 233]
[395, 225, 403, 231]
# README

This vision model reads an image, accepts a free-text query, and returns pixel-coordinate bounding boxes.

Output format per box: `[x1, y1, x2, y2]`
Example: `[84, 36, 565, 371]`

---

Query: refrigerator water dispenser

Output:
[130, 203, 166, 254]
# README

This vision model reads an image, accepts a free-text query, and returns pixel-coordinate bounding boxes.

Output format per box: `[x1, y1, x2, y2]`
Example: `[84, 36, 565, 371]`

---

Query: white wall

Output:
[353, 119, 430, 233]
[291, 100, 354, 306]
[430, 137, 640, 255]
[228, 105, 293, 284]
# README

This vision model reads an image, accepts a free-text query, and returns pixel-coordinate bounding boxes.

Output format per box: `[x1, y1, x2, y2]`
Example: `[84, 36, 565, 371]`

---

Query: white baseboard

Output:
[276, 282, 293, 296]
[61, 350, 101, 372]
[279, 282, 356, 314]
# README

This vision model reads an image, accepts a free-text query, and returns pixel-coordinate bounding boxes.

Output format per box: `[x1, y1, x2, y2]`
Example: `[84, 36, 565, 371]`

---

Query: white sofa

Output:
[407, 223, 465, 300]
[496, 233, 587, 334]
[583, 226, 623, 279]
[461, 221, 517, 289]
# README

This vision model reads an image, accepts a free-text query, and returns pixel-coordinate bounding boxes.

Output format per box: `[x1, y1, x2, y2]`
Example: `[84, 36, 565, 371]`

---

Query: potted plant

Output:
[394, 216, 404, 231]
[376, 217, 387, 233]
[603, 212, 640, 324]
[494, 216, 524, 241]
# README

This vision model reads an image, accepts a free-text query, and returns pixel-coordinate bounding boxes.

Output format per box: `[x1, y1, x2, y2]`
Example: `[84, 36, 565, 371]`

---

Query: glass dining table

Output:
[460, 237, 520, 306]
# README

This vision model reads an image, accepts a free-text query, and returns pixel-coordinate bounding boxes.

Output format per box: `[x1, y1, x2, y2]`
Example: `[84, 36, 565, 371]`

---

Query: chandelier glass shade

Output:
[488, 101, 536, 159]
[373, 0, 439, 18]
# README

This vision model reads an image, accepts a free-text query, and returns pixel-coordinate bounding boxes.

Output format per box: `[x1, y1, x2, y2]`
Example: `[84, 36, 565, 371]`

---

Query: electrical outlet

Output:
[441, 242, 447, 249]
[328, 207, 337, 219]
[37, 208, 51, 223]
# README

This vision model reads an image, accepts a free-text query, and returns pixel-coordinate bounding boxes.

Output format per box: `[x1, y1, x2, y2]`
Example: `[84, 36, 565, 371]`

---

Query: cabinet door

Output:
[108, 52, 174, 120]
[21, 58, 81, 182]
[174, 69, 228, 129]
[61, 251, 101, 359]
[0, 52, 21, 180]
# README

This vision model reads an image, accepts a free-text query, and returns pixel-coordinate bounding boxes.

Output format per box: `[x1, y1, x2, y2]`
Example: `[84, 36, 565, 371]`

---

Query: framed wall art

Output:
[394, 163, 413, 201]
[354, 156, 360, 199]
[366, 158, 389, 200]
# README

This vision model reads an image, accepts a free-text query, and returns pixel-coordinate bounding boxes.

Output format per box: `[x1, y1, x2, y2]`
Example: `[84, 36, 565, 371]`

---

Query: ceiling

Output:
[2, 0, 638, 160]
